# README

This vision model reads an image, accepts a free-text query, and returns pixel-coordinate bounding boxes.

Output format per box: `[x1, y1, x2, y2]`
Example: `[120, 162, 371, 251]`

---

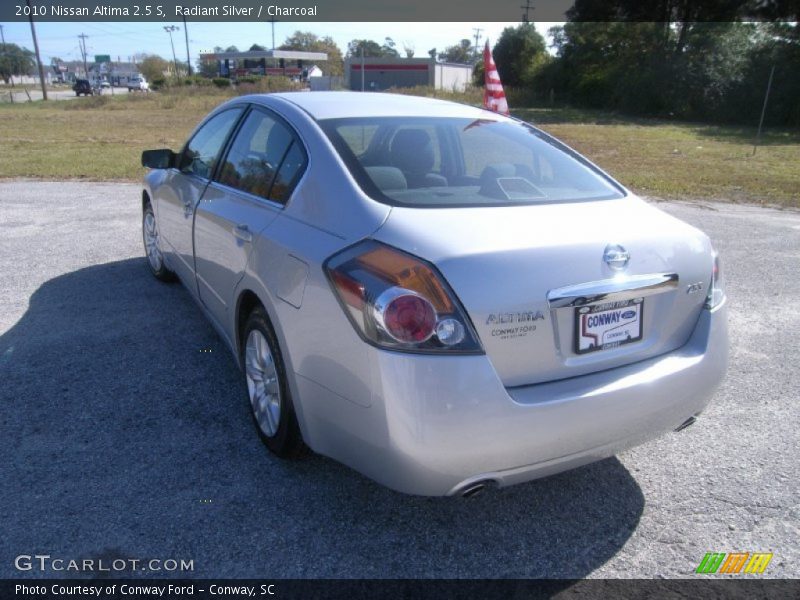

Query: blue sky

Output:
[0, 21, 559, 65]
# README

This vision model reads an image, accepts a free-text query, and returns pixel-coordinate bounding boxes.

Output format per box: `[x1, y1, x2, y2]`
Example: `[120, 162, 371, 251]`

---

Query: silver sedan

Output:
[141, 92, 728, 496]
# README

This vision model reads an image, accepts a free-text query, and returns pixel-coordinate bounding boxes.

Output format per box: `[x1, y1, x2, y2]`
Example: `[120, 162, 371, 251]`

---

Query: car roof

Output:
[259, 91, 502, 121]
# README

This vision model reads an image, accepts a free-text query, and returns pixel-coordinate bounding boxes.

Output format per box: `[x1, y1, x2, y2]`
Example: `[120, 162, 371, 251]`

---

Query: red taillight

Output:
[325, 241, 482, 353]
[378, 291, 437, 343]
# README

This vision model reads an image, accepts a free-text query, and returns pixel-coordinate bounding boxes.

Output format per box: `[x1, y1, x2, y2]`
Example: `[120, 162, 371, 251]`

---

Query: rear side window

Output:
[181, 108, 243, 179]
[217, 108, 306, 203]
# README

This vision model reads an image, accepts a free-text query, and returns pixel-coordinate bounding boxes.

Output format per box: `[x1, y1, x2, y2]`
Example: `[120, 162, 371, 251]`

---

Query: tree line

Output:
[517, 21, 799, 127]
[4, 16, 797, 127]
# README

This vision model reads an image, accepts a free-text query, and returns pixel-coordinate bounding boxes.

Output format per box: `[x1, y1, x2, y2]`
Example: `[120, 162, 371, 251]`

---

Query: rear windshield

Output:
[319, 116, 625, 207]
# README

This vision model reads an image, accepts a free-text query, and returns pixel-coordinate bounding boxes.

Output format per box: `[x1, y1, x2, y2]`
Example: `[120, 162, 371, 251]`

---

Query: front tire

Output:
[242, 307, 304, 458]
[142, 202, 175, 281]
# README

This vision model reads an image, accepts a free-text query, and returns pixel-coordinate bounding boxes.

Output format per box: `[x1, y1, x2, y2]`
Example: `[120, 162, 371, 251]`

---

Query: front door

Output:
[156, 107, 244, 288]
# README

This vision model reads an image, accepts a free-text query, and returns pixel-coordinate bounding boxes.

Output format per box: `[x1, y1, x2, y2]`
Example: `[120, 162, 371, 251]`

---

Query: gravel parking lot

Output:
[1, 181, 798, 579]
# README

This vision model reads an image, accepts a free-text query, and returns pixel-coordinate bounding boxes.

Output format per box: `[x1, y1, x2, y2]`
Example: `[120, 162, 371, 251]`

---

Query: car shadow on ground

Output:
[1, 258, 644, 579]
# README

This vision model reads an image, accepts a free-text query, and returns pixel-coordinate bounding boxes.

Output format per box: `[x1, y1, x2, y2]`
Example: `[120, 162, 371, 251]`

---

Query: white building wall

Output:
[435, 63, 473, 92]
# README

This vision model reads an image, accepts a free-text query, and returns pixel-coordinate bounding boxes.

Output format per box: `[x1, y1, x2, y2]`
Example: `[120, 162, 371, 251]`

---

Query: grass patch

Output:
[0, 87, 798, 207]
[516, 107, 800, 206]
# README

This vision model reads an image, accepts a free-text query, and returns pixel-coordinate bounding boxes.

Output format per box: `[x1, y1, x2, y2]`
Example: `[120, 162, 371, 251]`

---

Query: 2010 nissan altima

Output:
[140, 92, 728, 496]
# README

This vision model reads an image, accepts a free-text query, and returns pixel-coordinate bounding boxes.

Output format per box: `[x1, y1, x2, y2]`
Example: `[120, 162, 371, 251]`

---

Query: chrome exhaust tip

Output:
[674, 416, 697, 432]
[457, 479, 495, 498]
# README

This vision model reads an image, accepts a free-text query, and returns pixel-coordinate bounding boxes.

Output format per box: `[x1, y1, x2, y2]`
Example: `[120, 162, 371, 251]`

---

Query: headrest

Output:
[365, 166, 408, 191]
[390, 129, 435, 174]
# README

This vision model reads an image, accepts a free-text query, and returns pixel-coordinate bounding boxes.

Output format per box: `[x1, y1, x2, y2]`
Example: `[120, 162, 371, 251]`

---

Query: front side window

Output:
[181, 108, 243, 179]
[320, 116, 625, 207]
[217, 108, 305, 203]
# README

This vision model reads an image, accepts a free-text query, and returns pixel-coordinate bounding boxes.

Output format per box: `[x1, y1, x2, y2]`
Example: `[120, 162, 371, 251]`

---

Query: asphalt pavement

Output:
[0, 181, 798, 579]
[1, 86, 131, 103]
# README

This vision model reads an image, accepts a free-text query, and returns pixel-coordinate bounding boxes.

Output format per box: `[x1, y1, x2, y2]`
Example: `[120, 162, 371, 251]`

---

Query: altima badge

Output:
[486, 311, 544, 325]
[603, 244, 630, 271]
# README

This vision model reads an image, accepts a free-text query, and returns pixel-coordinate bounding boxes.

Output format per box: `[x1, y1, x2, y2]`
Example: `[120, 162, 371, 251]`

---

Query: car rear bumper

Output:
[297, 301, 728, 496]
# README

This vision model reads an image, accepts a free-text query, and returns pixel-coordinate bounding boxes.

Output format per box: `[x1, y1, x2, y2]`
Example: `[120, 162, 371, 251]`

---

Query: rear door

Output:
[156, 107, 244, 288]
[193, 106, 308, 330]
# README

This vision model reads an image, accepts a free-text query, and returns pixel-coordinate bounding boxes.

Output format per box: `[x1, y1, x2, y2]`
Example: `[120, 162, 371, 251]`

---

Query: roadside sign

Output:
[95, 55, 111, 63]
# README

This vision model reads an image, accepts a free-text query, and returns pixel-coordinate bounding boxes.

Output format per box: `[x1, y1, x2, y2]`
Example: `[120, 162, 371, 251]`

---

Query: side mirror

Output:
[141, 149, 177, 170]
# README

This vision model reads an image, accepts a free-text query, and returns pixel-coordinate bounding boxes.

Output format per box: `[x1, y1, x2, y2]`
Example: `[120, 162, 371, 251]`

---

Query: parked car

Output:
[72, 79, 94, 96]
[100, 80, 111, 89]
[140, 92, 728, 496]
[128, 76, 149, 92]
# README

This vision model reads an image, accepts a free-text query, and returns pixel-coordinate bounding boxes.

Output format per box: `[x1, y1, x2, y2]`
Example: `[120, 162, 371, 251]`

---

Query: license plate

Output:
[575, 298, 643, 354]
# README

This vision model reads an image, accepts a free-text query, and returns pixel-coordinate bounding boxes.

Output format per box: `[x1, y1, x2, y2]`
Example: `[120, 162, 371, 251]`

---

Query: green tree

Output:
[249, 44, 266, 51]
[439, 39, 473, 64]
[280, 31, 344, 76]
[472, 58, 485, 87]
[381, 38, 399, 57]
[492, 23, 547, 87]
[196, 59, 218, 78]
[347, 39, 397, 58]
[138, 55, 170, 82]
[0, 43, 35, 84]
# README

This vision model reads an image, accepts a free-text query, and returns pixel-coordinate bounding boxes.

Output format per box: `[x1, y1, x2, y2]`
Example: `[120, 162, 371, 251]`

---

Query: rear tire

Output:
[142, 202, 175, 282]
[242, 307, 304, 458]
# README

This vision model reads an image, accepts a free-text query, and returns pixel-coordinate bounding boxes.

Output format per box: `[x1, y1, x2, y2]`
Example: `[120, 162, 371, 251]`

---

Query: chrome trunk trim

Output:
[547, 273, 679, 309]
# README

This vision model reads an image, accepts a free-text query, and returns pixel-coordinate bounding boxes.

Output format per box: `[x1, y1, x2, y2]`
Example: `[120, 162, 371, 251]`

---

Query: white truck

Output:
[127, 76, 149, 92]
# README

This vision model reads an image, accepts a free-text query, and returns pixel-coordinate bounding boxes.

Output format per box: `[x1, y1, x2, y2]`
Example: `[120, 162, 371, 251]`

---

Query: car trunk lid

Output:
[372, 197, 713, 387]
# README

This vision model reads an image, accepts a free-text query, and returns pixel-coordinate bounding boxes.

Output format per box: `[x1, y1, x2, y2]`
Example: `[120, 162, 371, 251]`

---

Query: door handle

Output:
[233, 224, 253, 243]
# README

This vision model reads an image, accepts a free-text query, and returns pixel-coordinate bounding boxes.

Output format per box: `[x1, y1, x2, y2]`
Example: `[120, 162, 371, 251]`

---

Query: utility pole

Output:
[269, 17, 278, 50]
[164, 25, 179, 77]
[360, 45, 365, 92]
[1, 24, 14, 99]
[27, 0, 47, 100]
[472, 27, 483, 63]
[78, 33, 89, 77]
[181, 15, 192, 75]
[753, 65, 775, 156]
[520, 0, 534, 23]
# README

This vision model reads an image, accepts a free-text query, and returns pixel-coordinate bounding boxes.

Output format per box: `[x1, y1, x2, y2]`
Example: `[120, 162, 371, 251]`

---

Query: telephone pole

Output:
[520, 0, 534, 22]
[472, 27, 483, 63]
[181, 15, 192, 75]
[78, 33, 89, 77]
[1, 24, 14, 96]
[269, 17, 278, 50]
[27, 0, 47, 100]
[164, 25, 180, 76]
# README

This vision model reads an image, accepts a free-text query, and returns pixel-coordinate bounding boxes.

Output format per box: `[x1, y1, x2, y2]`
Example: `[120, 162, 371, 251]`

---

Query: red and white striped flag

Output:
[483, 40, 509, 115]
